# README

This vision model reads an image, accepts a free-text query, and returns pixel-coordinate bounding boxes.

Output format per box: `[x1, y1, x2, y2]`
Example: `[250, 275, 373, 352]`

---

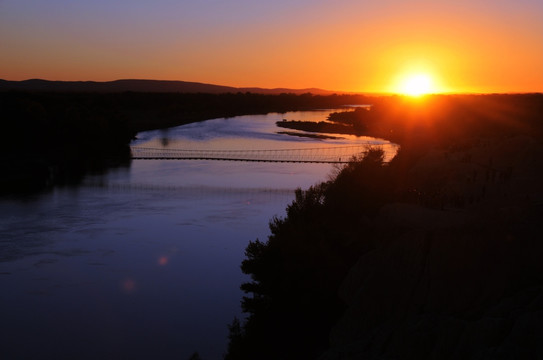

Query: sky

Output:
[1, 0, 542, 93]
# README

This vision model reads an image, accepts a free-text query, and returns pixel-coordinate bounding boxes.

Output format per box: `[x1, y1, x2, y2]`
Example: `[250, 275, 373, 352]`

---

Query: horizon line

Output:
[1, 78, 541, 96]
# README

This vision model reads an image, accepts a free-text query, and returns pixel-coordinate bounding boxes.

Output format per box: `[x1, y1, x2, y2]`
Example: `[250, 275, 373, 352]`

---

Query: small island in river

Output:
[276, 107, 369, 137]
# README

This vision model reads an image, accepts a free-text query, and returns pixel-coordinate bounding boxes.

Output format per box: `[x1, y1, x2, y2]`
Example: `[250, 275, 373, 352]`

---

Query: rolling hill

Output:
[0, 79, 337, 95]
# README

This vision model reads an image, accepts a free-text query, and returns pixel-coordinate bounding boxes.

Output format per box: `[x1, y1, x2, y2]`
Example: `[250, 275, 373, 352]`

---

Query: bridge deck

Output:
[130, 144, 394, 163]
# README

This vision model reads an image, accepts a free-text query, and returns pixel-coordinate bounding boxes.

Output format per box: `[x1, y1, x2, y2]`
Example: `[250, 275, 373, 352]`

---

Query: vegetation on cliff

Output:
[226, 148, 393, 359]
[226, 94, 543, 359]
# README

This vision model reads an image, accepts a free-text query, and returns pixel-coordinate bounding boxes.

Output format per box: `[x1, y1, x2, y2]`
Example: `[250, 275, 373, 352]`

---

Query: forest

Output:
[226, 94, 543, 359]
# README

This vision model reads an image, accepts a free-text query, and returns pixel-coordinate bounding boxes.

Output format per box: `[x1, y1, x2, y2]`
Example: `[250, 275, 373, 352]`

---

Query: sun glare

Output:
[398, 73, 434, 97]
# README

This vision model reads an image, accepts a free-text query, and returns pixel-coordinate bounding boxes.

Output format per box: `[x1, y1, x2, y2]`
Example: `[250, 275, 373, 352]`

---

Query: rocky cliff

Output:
[323, 136, 543, 359]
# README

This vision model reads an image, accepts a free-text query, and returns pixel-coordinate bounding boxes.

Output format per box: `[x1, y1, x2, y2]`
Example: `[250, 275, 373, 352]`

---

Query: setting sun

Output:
[398, 73, 434, 96]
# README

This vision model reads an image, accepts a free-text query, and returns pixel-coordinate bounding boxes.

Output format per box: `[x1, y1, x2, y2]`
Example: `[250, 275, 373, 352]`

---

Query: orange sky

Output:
[1, 0, 542, 93]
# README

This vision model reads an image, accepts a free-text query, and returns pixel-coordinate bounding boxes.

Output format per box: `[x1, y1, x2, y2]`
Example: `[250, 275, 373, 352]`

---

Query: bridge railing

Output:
[130, 144, 397, 163]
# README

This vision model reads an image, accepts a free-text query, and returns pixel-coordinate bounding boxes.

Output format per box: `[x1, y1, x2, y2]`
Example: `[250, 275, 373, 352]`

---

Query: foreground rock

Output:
[322, 136, 543, 359]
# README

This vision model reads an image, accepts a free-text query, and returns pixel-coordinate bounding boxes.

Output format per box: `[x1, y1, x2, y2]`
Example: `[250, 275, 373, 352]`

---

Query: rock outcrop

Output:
[322, 136, 543, 359]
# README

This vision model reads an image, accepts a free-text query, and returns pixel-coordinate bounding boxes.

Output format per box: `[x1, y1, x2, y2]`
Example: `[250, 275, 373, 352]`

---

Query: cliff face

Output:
[226, 95, 543, 360]
[323, 136, 543, 359]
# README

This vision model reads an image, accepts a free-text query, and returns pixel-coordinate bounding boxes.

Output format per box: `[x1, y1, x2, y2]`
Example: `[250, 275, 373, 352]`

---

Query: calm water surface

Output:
[0, 110, 396, 359]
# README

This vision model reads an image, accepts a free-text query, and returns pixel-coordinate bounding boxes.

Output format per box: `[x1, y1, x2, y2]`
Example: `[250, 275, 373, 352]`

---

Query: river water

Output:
[0, 110, 396, 359]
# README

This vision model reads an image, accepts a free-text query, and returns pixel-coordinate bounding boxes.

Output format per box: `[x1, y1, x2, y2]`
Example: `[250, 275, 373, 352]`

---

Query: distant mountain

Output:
[0, 79, 337, 95]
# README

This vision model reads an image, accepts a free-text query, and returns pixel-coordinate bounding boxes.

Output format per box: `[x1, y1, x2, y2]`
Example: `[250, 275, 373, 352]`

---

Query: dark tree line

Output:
[0, 91, 375, 144]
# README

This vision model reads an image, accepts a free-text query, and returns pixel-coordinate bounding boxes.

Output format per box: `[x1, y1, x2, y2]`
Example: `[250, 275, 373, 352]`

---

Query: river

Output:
[0, 109, 397, 359]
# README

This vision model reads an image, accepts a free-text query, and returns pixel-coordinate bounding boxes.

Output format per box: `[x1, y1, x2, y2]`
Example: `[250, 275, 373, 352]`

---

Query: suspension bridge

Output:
[130, 144, 397, 164]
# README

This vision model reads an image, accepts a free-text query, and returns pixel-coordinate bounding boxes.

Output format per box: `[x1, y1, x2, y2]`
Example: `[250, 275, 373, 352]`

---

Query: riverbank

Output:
[226, 93, 543, 359]
[0, 91, 372, 193]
